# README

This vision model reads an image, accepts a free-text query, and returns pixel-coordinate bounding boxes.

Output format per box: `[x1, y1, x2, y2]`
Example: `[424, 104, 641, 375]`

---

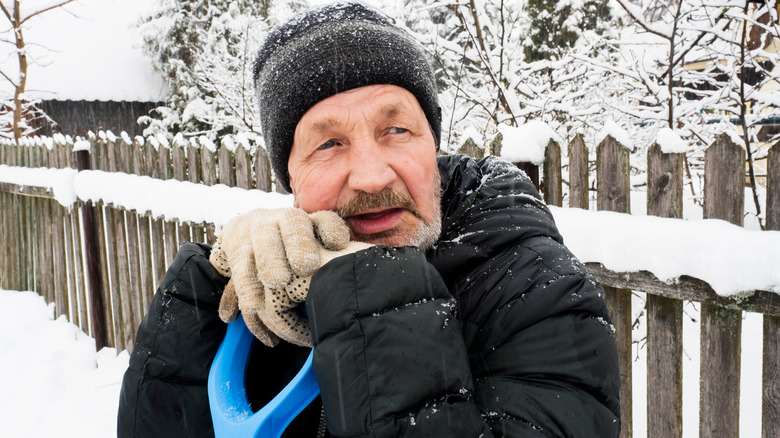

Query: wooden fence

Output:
[0, 131, 778, 437]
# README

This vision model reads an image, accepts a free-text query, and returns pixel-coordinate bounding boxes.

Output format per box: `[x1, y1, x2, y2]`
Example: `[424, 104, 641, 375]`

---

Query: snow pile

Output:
[597, 119, 632, 148]
[551, 206, 780, 295]
[0, 289, 129, 438]
[498, 121, 558, 165]
[73, 170, 293, 228]
[0, 165, 78, 206]
[656, 128, 688, 153]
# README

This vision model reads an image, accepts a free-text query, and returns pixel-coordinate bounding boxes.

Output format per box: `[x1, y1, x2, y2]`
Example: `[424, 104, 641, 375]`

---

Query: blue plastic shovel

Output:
[208, 315, 320, 437]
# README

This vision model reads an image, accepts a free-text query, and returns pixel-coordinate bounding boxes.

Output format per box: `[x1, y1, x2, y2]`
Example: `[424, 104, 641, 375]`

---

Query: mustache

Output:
[337, 188, 420, 218]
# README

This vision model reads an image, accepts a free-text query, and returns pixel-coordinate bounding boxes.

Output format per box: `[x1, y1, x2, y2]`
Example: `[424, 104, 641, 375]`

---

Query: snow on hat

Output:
[253, 1, 441, 193]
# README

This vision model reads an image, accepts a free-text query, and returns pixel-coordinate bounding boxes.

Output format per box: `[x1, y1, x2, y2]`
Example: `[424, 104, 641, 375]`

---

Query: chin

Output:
[352, 216, 441, 251]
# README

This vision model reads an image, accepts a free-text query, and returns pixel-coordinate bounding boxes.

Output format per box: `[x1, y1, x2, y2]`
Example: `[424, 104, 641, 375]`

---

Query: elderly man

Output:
[118, 2, 620, 437]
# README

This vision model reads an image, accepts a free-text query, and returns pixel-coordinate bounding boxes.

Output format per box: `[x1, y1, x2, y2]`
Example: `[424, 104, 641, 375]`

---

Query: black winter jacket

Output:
[118, 154, 620, 437]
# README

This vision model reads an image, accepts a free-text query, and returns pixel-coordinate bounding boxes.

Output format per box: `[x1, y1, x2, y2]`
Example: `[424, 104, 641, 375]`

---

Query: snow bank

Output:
[73, 170, 293, 228]
[0, 289, 129, 438]
[551, 206, 780, 296]
[0, 165, 78, 207]
[498, 121, 557, 165]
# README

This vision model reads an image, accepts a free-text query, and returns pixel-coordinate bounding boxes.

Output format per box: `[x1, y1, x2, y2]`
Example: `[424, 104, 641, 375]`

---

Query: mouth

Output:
[345, 208, 406, 236]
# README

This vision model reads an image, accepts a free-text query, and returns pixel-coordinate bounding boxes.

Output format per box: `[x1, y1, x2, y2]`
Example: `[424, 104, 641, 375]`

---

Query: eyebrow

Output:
[309, 102, 410, 134]
[380, 104, 402, 119]
[311, 118, 340, 133]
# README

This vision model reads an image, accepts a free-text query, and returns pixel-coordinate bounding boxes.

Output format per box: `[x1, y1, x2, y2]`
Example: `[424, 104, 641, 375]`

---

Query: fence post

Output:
[763, 140, 780, 438]
[700, 132, 744, 437]
[542, 139, 562, 207]
[596, 134, 632, 438]
[646, 142, 683, 437]
[93, 136, 115, 348]
[75, 148, 108, 351]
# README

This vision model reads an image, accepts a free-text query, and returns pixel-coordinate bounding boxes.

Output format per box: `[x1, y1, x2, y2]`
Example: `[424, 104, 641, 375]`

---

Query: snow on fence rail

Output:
[0, 132, 778, 437]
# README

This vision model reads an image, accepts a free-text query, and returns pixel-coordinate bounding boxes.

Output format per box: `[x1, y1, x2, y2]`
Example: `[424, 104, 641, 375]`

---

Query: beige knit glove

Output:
[209, 208, 351, 346]
[261, 241, 372, 346]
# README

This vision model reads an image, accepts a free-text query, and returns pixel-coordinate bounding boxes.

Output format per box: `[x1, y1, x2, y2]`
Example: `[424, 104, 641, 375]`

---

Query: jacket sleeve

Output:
[117, 242, 228, 438]
[306, 245, 492, 438]
[463, 236, 621, 437]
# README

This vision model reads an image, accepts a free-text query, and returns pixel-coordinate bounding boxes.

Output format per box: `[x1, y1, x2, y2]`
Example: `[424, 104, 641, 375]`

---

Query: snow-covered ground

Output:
[0, 289, 128, 438]
[0, 288, 764, 438]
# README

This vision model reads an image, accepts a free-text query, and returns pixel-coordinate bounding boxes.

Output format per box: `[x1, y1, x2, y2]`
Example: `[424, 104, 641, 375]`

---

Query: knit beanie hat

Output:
[253, 1, 441, 193]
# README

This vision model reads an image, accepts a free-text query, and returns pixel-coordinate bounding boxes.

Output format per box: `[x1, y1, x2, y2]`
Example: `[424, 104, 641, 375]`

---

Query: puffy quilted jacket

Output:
[117, 154, 620, 437]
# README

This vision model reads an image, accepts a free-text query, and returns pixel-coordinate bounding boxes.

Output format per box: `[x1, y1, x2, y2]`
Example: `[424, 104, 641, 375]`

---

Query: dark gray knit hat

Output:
[253, 1, 441, 193]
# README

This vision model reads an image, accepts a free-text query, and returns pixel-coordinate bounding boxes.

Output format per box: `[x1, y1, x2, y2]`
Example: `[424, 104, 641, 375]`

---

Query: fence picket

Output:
[102, 139, 125, 352]
[187, 140, 205, 243]
[145, 143, 166, 289]
[219, 143, 236, 188]
[71, 202, 88, 331]
[235, 144, 251, 190]
[596, 134, 632, 438]
[646, 143, 684, 438]
[160, 145, 179, 271]
[172, 140, 191, 246]
[542, 139, 562, 207]
[700, 133, 744, 437]
[39, 149, 54, 304]
[111, 136, 136, 350]
[255, 146, 272, 192]
[57, 144, 77, 322]
[763, 140, 780, 438]
[133, 141, 154, 316]
[123, 138, 143, 338]
[568, 134, 589, 209]
[201, 145, 217, 243]
[22, 144, 33, 291]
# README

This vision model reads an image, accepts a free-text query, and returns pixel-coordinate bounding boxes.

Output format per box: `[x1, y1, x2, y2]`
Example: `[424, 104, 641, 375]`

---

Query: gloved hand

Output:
[262, 241, 372, 346]
[215, 240, 371, 347]
[208, 208, 353, 346]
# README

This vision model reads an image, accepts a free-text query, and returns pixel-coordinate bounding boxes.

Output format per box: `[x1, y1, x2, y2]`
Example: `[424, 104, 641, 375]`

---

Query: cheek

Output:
[291, 167, 343, 213]
[400, 152, 439, 218]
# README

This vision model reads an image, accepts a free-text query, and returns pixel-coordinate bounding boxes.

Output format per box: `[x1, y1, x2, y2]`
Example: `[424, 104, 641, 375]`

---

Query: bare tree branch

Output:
[20, 0, 76, 25]
[0, 67, 16, 86]
[0, 2, 12, 22]
[614, 0, 672, 40]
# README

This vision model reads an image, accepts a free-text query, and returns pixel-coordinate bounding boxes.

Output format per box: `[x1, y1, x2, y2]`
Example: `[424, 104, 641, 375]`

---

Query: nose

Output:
[346, 139, 397, 194]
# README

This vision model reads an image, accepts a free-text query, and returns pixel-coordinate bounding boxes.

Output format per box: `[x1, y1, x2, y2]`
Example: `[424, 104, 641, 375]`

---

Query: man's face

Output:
[288, 84, 441, 249]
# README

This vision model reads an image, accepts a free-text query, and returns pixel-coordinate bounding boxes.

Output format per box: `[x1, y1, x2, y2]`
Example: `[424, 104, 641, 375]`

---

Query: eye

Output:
[389, 127, 408, 134]
[318, 139, 336, 150]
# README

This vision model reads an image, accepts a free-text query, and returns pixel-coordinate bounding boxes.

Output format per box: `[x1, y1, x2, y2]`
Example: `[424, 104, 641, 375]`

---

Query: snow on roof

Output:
[0, 0, 167, 102]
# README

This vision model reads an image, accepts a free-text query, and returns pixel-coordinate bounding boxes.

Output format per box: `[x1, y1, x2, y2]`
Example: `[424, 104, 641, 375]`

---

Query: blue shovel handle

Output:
[208, 315, 320, 437]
